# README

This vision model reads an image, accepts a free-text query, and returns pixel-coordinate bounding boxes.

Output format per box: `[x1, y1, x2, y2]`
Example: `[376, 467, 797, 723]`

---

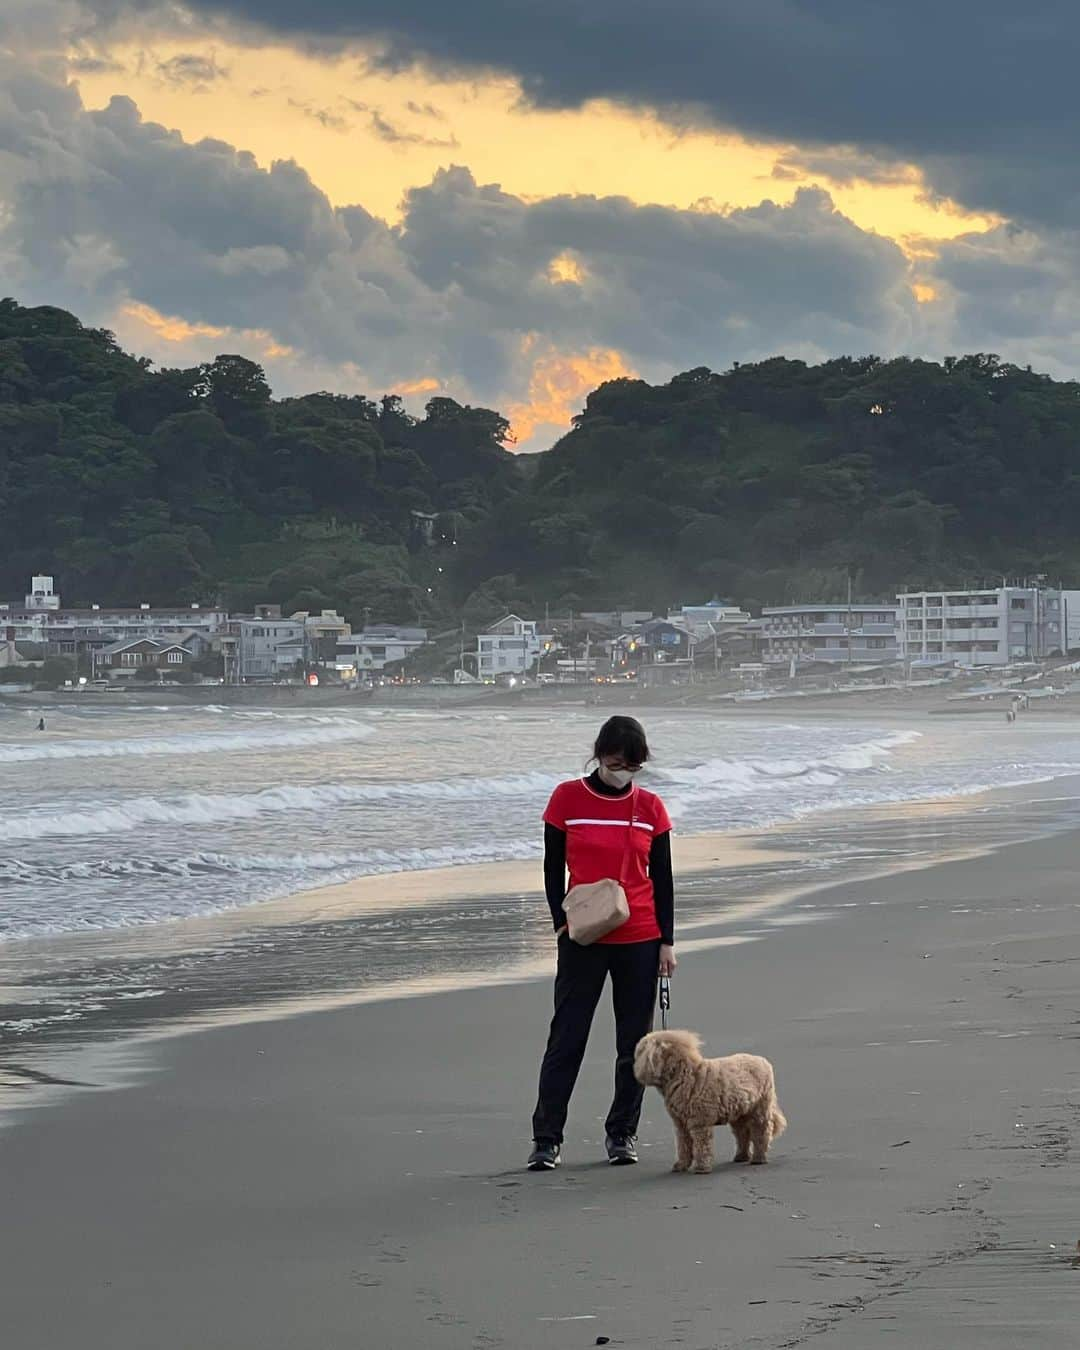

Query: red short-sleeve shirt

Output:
[544, 778, 673, 944]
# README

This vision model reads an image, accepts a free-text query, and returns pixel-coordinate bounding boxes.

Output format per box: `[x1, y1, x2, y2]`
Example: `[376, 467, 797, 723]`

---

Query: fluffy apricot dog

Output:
[634, 1029, 787, 1173]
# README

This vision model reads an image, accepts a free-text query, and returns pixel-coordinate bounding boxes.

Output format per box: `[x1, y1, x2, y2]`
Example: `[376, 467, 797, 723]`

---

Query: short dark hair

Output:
[592, 715, 650, 767]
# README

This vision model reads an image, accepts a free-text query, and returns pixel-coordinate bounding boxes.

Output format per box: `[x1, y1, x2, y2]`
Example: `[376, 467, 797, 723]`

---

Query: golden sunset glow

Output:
[506, 342, 637, 446]
[119, 301, 295, 361]
[123, 300, 226, 342]
[548, 253, 587, 286]
[911, 281, 938, 304]
[71, 38, 998, 251]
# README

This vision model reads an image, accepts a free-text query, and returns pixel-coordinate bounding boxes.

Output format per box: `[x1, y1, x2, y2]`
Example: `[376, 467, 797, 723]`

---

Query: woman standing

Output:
[528, 716, 676, 1170]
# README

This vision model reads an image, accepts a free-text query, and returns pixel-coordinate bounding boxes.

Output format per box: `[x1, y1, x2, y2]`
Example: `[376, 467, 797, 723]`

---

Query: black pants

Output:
[531, 936, 661, 1144]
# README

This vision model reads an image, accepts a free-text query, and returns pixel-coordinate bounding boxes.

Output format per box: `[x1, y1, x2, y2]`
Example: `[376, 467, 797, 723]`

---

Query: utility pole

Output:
[847, 573, 854, 670]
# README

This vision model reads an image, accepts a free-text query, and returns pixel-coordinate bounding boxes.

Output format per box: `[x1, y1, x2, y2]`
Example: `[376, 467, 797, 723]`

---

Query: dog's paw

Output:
[690, 1163, 713, 1174]
[733, 1151, 750, 1164]
[672, 1161, 689, 1173]
[750, 1157, 767, 1165]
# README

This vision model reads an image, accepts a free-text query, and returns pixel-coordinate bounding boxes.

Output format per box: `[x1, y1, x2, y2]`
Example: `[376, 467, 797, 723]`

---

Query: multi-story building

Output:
[897, 588, 1063, 666]
[232, 612, 307, 681]
[757, 605, 898, 666]
[476, 615, 540, 679]
[300, 609, 351, 661]
[335, 625, 428, 676]
[1059, 590, 1080, 653]
[0, 577, 227, 665]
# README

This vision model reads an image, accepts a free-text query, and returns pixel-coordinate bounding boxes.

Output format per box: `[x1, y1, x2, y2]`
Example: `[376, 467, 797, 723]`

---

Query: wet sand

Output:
[4, 820, 1080, 1347]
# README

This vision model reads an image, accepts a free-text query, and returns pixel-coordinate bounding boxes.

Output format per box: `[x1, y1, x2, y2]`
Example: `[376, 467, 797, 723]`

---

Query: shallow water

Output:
[4, 701, 1080, 940]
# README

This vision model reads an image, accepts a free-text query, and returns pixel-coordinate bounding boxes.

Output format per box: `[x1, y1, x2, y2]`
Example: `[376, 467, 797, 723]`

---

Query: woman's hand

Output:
[659, 944, 677, 977]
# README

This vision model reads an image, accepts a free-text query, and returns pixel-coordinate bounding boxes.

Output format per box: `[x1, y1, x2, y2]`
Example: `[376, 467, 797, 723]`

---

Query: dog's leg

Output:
[689, 1127, 715, 1174]
[731, 1119, 751, 1164]
[672, 1119, 693, 1173]
[748, 1112, 770, 1164]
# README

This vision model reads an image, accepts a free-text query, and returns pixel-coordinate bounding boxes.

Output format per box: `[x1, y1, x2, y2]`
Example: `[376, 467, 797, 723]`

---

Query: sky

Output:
[3, 2, 1079, 449]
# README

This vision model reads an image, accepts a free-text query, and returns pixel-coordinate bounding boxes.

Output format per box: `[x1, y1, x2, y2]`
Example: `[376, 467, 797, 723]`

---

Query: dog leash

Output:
[658, 976, 671, 1030]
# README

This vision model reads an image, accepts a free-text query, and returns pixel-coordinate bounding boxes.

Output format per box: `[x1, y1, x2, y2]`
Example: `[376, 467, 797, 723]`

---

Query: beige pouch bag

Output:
[562, 789, 636, 945]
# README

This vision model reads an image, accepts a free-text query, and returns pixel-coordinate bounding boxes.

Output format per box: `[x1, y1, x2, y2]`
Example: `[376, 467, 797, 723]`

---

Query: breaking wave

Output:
[0, 720, 375, 763]
[0, 771, 560, 841]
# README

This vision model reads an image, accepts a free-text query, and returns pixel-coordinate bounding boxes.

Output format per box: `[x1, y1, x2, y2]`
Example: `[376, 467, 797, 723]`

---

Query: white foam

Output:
[0, 771, 559, 842]
[0, 720, 375, 762]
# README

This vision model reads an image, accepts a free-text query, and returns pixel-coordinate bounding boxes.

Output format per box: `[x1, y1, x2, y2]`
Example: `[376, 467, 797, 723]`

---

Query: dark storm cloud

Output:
[91, 0, 1080, 226]
[0, 57, 919, 403]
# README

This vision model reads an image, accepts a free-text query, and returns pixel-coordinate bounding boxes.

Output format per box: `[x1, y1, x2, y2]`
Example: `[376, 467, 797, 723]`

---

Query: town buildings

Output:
[335, 625, 429, 677]
[93, 637, 198, 678]
[0, 575, 227, 665]
[476, 615, 541, 679]
[896, 587, 1063, 667]
[757, 605, 899, 667]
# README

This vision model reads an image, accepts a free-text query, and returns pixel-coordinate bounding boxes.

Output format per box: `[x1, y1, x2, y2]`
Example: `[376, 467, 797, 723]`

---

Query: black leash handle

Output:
[658, 976, 671, 1030]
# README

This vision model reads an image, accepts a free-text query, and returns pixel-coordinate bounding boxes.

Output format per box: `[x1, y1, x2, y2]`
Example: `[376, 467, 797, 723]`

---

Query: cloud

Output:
[17, 37, 1080, 445]
[287, 97, 351, 132]
[91, 0, 1080, 231]
[369, 110, 457, 148]
[1, 52, 924, 412]
[153, 51, 229, 88]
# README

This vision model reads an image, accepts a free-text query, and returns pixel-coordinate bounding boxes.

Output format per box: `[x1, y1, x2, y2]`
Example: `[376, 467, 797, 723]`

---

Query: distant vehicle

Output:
[429, 676, 449, 685]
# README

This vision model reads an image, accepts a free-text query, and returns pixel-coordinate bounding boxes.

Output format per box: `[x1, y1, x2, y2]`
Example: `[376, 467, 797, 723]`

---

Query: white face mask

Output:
[598, 764, 635, 789]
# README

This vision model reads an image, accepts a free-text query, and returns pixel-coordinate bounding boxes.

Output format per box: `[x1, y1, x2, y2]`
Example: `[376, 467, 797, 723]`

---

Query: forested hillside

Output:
[4, 299, 1080, 624]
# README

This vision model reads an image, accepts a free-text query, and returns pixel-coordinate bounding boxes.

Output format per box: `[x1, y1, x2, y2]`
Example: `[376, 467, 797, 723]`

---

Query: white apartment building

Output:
[758, 605, 899, 666]
[25, 575, 60, 611]
[0, 578, 227, 660]
[233, 614, 307, 680]
[1060, 590, 1080, 652]
[336, 625, 428, 675]
[476, 614, 540, 679]
[897, 587, 1063, 666]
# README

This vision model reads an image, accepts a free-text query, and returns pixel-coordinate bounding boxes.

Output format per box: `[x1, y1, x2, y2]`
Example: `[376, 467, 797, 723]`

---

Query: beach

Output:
[4, 812, 1080, 1348]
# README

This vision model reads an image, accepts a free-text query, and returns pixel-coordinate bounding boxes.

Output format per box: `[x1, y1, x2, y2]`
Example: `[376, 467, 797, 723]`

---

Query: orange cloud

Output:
[507, 343, 637, 447]
[390, 376, 441, 395]
[121, 300, 294, 359]
[122, 300, 225, 341]
[911, 281, 938, 304]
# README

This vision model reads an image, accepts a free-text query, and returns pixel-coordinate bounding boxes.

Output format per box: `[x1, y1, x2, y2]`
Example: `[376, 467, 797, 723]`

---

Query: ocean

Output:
[4, 700, 1080, 940]
[6, 698, 1080, 1075]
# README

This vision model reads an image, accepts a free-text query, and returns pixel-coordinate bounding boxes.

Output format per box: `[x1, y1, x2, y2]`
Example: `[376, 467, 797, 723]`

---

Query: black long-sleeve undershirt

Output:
[544, 773, 674, 945]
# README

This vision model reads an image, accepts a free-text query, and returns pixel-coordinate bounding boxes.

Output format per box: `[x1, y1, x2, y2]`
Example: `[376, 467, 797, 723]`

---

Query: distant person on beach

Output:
[528, 715, 676, 1171]
[36, 718, 45, 731]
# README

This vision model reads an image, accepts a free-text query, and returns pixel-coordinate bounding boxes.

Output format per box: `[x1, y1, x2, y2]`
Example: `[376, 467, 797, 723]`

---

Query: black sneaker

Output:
[605, 1134, 638, 1165]
[527, 1140, 561, 1171]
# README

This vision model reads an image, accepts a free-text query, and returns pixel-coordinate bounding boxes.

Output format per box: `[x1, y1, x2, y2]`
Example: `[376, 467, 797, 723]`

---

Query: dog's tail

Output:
[769, 1104, 787, 1140]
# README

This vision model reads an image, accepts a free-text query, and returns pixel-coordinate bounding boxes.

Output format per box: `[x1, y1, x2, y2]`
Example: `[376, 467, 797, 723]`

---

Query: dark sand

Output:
[4, 830, 1080, 1348]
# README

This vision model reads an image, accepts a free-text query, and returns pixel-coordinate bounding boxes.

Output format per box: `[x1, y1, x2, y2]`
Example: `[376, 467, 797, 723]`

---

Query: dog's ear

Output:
[634, 1033, 660, 1081]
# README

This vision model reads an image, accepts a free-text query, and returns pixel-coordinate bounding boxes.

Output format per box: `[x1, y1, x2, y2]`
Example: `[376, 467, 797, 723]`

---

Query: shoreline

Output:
[7, 772, 1080, 1123]
[4, 806, 1080, 1345]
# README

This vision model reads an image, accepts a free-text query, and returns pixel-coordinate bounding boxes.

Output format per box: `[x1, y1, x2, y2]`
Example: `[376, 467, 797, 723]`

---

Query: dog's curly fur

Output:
[634, 1029, 787, 1174]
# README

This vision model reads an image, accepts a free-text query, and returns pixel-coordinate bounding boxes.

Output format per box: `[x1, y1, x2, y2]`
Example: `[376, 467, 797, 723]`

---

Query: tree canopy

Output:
[3, 297, 1080, 624]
